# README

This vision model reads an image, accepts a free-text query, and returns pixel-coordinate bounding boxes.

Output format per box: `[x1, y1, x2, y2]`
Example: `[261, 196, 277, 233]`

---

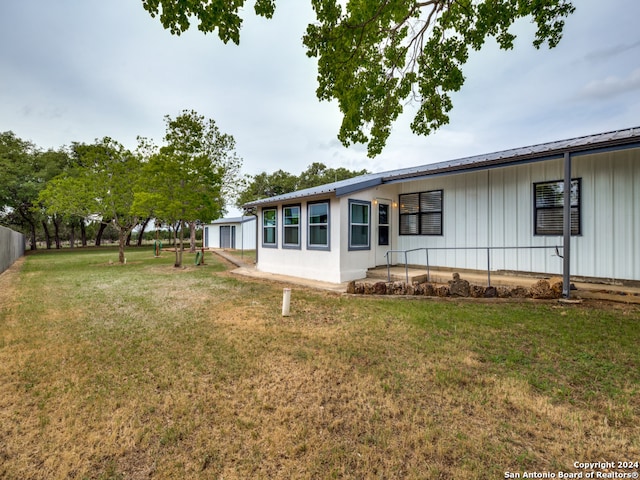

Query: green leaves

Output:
[39, 138, 140, 225]
[135, 110, 242, 226]
[141, 0, 275, 43]
[303, 0, 575, 156]
[139, 0, 575, 157]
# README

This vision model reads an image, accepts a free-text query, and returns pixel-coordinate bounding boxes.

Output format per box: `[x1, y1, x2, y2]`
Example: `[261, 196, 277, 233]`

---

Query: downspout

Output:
[487, 169, 492, 260]
[562, 152, 572, 298]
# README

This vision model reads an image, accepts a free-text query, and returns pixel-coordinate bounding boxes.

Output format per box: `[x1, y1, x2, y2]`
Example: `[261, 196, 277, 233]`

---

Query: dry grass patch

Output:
[0, 247, 639, 479]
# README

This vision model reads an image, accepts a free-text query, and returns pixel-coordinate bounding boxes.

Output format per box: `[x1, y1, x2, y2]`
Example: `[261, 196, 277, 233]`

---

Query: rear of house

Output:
[243, 127, 640, 285]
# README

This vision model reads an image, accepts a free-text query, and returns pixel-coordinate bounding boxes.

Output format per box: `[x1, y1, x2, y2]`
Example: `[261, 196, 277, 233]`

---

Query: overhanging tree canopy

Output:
[140, 0, 575, 156]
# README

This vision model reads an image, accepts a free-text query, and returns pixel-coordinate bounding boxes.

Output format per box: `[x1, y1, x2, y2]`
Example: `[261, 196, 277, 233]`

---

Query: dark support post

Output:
[487, 247, 491, 287]
[563, 152, 572, 298]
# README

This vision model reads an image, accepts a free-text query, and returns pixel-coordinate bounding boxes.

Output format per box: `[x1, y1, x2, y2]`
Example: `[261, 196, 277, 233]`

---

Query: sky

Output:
[1, 0, 639, 188]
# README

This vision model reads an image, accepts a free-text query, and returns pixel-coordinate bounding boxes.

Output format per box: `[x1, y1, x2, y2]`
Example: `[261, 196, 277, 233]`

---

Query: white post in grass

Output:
[282, 288, 291, 317]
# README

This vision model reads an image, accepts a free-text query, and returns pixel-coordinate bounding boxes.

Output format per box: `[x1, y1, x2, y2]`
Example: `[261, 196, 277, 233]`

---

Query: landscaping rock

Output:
[510, 286, 530, 298]
[470, 285, 486, 298]
[349, 278, 556, 301]
[484, 286, 497, 298]
[392, 281, 407, 295]
[422, 283, 436, 297]
[436, 285, 451, 297]
[374, 282, 388, 295]
[497, 286, 512, 298]
[549, 277, 564, 297]
[530, 279, 556, 299]
[448, 272, 470, 297]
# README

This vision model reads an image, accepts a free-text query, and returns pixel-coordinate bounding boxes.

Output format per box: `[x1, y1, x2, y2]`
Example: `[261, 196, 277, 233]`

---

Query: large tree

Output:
[236, 169, 298, 207]
[141, 0, 575, 156]
[134, 110, 243, 267]
[39, 138, 141, 263]
[0, 132, 71, 249]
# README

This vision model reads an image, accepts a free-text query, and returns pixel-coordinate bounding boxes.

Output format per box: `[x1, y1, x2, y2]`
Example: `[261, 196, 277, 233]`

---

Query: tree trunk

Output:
[173, 222, 181, 267]
[28, 219, 37, 251]
[118, 229, 127, 264]
[80, 221, 87, 247]
[189, 221, 197, 253]
[95, 222, 108, 246]
[137, 217, 150, 247]
[17, 208, 37, 250]
[42, 220, 52, 249]
[54, 216, 62, 249]
[126, 229, 132, 247]
[69, 222, 75, 249]
[179, 220, 184, 266]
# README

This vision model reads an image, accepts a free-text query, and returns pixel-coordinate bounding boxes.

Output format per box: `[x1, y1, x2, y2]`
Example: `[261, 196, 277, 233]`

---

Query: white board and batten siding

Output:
[393, 149, 639, 282]
[575, 150, 640, 282]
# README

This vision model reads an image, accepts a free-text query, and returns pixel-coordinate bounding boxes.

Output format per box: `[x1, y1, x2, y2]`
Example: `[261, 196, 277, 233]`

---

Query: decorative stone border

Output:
[346, 273, 564, 299]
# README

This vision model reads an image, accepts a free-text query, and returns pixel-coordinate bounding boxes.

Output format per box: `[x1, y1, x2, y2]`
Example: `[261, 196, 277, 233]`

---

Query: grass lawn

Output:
[0, 247, 638, 479]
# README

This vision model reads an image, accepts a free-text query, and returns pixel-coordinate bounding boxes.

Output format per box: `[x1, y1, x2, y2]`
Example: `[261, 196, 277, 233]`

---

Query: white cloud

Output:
[580, 68, 640, 100]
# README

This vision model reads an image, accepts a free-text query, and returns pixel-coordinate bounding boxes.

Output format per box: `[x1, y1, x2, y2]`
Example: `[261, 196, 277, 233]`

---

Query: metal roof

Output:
[243, 126, 640, 208]
[209, 216, 256, 225]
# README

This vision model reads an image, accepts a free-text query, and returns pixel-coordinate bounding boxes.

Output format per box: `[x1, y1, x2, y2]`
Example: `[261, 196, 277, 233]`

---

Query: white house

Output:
[243, 127, 640, 294]
[203, 216, 257, 250]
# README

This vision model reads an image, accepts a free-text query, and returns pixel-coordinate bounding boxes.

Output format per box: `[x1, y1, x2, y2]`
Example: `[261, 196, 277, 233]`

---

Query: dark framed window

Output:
[262, 208, 277, 247]
[378, 202, 389, 246]
[308, 201, 330, 250]
[283, 204, 301, 248]
[399, 190, 443, 235]
[349, 200, 370, 250]
[534, 179, 581, 236]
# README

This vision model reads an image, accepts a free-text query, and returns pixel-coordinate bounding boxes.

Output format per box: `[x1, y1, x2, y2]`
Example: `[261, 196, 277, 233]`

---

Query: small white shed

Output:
[203, 216, 257, 250]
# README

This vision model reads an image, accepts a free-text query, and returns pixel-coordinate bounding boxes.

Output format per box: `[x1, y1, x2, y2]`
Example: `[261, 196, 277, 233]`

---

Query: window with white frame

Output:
[399, 190, 443, 235]
[349, 200, 370, 250]
[262, 208, 277, 247]
[283, 204, 301, 248]
[534, 179, 581, 235]
[308, 201, 330, 250]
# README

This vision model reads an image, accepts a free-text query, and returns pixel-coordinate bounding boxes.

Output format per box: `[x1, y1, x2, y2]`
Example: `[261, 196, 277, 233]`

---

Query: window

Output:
[262, 208, 277, 247]
[283, 205, 301, 248]
[349, 200, 370, 250]
[534, 179, 581, 235]
[378, 203, 389, 246]
[308, 201, 330, 250]
[399, 190, 443, 235]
